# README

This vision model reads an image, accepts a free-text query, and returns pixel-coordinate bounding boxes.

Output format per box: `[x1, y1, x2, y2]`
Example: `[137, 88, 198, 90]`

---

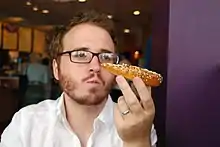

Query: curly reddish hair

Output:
[48, 9, 117, 61]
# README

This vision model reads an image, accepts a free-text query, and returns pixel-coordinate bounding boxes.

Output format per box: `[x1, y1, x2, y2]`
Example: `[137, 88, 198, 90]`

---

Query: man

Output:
[22, 52, 50, 107]
[0, 10, 157, 147]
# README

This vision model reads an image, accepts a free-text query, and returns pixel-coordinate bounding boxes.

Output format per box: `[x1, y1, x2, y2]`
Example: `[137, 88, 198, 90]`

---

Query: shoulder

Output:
[0, 99, 59, 145]
[18, 99, 57, 119]
[6, 99, 58, 129]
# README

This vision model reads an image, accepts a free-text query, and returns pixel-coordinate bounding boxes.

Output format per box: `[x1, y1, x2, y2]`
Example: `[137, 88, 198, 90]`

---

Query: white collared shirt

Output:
[0, 94, 157, 147]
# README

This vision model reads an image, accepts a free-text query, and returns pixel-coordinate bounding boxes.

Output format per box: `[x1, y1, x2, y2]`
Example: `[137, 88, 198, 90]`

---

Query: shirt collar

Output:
[96, 95, 114, 128]
[56, 93, 66, 120]
[56, 93, 115, 129]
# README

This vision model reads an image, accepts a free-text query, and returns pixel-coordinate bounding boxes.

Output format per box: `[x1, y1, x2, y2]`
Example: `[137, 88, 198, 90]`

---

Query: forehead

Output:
[62, 23, 115, 53]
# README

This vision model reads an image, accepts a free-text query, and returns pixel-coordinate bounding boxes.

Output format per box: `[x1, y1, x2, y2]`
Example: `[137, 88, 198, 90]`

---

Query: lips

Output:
[86, 79, 102, 84]
[83, 74, 104, 85]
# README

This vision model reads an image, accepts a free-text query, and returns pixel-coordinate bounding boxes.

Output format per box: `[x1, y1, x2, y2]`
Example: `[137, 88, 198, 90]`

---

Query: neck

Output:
[63, 93, 107, 143]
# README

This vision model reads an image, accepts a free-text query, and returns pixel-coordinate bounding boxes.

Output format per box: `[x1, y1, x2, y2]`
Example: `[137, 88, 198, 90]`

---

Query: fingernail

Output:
[116, 75, 124, 82]
[133, 76, 141, 82]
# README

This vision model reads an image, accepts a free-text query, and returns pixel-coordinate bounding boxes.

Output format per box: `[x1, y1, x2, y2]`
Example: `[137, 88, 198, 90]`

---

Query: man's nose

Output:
[89, 55, 101, 72]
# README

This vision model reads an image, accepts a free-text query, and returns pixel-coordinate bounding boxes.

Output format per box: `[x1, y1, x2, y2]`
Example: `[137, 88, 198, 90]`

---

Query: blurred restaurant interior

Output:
[1, 0, 220, 147]
[0, 0, 162, 144]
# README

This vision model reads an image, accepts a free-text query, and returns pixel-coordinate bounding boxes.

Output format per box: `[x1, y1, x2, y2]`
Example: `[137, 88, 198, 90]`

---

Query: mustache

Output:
[82, 73, 104, 84]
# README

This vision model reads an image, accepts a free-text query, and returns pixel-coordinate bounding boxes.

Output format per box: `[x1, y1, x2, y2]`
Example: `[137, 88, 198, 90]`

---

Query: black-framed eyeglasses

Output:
[58, 49, 119, 64]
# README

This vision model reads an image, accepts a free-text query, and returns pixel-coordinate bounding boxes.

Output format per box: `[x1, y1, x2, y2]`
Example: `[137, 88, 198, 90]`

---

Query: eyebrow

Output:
[73, 47, 113, 53]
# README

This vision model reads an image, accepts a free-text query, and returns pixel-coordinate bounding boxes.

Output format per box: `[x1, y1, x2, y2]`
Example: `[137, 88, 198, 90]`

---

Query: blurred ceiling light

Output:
[33, 6, 38, 11]
[26, 1, 32, 6]
[134, 51, 139, 55]
[133, 10, 140, 16]
[78, 0, 87, 2]
[42, 9, 49, 14]
[134, 51, 140, 59]
[124, 29, 130, 33]
[107, 15, 113, 19]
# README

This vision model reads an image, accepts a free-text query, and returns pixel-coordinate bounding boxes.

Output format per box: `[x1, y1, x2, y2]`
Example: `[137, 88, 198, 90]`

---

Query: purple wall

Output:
[167, 0, 220, 146]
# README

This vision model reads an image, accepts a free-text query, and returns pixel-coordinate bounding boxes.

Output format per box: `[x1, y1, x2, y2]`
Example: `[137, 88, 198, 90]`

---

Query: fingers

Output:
[114, 103, 124, 124]
[133, 77, 154, 110]
[117, 96, 130, 117]
[147, 86, 152, 96]
[130, 83, 140, 100]
[116, 76, 143, 113]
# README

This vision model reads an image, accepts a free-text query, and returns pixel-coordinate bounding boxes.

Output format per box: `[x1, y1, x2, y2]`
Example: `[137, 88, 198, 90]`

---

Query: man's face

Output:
[53, 23, 116, 105]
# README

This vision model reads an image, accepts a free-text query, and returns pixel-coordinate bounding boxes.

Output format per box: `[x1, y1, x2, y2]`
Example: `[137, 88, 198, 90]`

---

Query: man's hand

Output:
[114, 76, 155, 147]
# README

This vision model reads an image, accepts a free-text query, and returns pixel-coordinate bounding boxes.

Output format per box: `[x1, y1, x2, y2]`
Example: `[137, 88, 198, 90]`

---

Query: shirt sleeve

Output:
[0, 112, 23, 147]
[150, 124, 158, 147]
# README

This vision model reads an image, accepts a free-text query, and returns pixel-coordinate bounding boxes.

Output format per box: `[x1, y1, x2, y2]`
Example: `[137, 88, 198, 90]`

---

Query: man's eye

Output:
[102, 54, 112, 60]
[73, 51, 87, 57]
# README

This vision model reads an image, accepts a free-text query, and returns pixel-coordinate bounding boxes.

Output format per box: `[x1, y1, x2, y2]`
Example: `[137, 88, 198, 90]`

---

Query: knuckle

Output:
[142, 97, 154, 106]
[120, 83, 130, 91]
[139, 85, 147, 93]
[128, 100, 138, 108]
[117, 96, 124, 103]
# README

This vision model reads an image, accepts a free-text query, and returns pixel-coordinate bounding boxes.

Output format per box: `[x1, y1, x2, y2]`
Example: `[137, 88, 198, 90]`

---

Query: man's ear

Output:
[52, 59, 59, 81]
